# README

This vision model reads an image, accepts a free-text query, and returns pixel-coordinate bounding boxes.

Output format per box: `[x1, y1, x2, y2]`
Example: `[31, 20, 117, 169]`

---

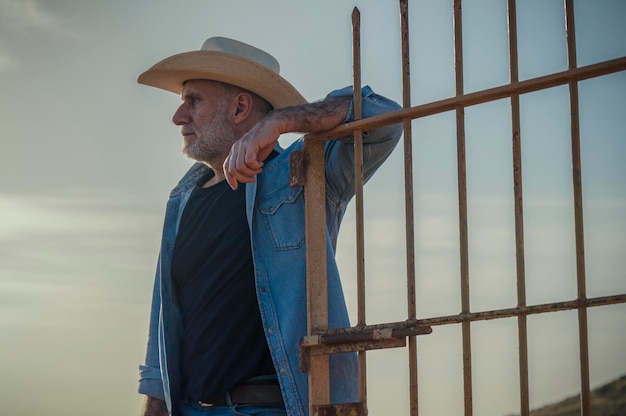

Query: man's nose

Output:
[172, 104, 189, 125]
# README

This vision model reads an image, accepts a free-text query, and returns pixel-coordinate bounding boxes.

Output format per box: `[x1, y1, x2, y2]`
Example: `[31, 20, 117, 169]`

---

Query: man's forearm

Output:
[223, 96, 351, 189]
[270, 96, 351, 135]
[141, 395, 168, 416]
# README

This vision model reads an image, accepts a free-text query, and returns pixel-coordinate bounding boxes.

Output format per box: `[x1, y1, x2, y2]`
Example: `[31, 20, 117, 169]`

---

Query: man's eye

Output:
[185, 95, 200, 106]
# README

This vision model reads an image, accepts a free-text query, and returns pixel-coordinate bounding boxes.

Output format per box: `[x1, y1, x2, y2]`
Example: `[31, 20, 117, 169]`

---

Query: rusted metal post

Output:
[399, 0, 419, 415]
[304, 138, 331, 413]
[453, 0, 473, 414]
[351, 7, 368, 407]
[507, 1, 530, 414]
[564, 1, 591, 414]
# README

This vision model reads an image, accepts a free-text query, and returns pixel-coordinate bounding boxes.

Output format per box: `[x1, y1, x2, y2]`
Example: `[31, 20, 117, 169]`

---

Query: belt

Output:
[196, 384, 284, 407]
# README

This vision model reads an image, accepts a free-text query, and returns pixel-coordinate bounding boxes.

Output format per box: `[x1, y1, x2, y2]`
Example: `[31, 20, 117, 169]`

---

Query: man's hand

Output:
[223, 116, 281, 190]
[141, 395, 168, 416]
[223, 96, 351, 190]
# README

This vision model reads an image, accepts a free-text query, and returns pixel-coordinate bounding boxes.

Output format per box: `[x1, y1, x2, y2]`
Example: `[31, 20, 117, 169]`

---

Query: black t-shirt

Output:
[171, 179, 274, 402]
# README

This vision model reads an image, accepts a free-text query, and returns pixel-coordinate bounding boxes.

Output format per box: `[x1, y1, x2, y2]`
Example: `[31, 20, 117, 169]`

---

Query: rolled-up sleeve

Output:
[138, 260, 165, 401]
[323, 85, 403, 203]
[138, 364, 165, 400]
[325, 85, 402, 143]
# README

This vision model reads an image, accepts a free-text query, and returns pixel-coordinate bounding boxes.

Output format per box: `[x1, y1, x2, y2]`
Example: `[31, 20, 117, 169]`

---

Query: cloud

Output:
[0, 191, 155, 239]
[0, 0, 82, 72]
[0, 51, 16, 71]
[0, 190, 163, 288]
[0, 0, 78, 38]
[0, 189, 157, 416]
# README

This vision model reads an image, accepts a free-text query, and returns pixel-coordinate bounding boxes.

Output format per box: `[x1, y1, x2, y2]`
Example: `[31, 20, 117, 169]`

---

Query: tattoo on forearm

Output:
[271, 96, 350, 134]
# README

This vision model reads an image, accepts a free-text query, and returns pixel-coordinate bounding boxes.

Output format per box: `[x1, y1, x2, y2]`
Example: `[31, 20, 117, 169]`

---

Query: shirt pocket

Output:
[257, 185, 305, 251]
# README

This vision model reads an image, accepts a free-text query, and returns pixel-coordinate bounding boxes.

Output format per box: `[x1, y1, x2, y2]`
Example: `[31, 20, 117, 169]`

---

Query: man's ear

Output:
[231, 92, 253, 125]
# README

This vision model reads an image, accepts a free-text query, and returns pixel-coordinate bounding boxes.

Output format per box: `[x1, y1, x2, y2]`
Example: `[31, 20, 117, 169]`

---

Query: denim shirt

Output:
[138, 86, 402, 416]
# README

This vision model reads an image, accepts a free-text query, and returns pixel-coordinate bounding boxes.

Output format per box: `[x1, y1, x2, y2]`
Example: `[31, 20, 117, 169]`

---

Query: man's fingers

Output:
[244, 148, 264, 170]
[224, 146, 263, 190]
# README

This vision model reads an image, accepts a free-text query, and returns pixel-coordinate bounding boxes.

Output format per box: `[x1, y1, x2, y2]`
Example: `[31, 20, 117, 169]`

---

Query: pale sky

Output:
[0, 1, 625, 415]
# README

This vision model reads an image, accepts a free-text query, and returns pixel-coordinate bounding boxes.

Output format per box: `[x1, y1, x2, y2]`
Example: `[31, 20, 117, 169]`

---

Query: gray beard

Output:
[181, 110, 237, 165]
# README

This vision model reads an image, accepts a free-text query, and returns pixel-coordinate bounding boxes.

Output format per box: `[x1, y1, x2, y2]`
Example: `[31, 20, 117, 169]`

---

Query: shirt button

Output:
[165, 243, 171, 249]
[268, 328, 275, 334]
[280, 369, 286, 375]
[260, 287, 266, 293]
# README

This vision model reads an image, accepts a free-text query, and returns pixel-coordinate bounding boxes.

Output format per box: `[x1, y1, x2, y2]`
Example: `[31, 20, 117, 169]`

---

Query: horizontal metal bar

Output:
[414, 294, 626, 327]
[312, 294, 626, 337]
[299, 322, 431, 370]
[300, 335, 409, 372]
[314, 320, 433, 340]
[306, 338, 407, 357]
[305, 56, 626, 142]
[308, 325, 432, 346]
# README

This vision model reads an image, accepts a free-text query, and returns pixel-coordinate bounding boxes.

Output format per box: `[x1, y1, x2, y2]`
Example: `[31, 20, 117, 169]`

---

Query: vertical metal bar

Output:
[453, 0, 472, 414]
[564, 1, 591, 414]
[304, 138, 330, 412]
[351, 6, 368, 405]
[399, 1, 419, 415]
[507, 1, 530, 414]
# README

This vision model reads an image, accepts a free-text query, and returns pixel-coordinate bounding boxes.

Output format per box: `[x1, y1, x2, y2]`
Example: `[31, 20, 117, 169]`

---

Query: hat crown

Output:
[138, 36, 306, 108]
[201, 37, 280, 74]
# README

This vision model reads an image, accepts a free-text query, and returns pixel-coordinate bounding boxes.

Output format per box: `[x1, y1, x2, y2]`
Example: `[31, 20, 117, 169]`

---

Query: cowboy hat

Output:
[137, 37, 307, 109]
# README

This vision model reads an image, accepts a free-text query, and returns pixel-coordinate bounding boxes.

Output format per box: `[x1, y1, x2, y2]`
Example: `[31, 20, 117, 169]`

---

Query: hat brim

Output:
[137, 50, 307, 109]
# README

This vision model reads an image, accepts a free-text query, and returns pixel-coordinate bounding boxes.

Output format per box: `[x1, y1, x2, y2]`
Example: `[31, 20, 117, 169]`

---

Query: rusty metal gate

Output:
[292, 1, 626, 415]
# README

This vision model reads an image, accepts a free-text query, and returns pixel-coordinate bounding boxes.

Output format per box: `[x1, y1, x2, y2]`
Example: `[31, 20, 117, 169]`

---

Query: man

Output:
[137, 37, 402, 416]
